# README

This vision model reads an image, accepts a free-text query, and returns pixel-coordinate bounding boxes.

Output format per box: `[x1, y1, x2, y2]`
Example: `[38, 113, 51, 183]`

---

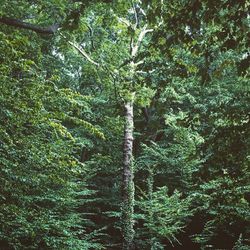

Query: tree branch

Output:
[131, 26, 153, 57]
[117, 17, 130, 27]
[0, 17, 59, 34]
[119, 26, 153, 69]
[131, 1, 138, 30]
[87, 24, 95, 50]
[68, 41, 100, 67]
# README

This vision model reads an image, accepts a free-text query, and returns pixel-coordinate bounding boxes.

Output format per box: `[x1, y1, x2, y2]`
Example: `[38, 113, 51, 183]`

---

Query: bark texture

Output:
[122, 101, 135, 250]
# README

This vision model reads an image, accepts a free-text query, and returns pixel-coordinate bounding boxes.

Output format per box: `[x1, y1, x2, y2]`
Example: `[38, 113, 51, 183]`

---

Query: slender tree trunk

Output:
[122, 101, 135, 250]
[147, 169, 154, 248]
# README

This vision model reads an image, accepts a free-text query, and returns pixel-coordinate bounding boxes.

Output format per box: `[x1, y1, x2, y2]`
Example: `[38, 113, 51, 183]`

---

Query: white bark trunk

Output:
[122, 101, 135, 250]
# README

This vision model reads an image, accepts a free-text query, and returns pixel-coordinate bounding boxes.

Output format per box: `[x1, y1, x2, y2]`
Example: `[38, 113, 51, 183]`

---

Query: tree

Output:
[64, 3, 154, 248]
[1, 1, 155, 249]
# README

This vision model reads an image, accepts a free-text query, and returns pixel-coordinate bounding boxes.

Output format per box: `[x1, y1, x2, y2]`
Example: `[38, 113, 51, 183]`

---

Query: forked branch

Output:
[131, 26, 153, 57]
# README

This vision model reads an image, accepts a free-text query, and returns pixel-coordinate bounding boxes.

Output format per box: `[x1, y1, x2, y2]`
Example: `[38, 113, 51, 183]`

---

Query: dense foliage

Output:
[0, 0, 249, 249]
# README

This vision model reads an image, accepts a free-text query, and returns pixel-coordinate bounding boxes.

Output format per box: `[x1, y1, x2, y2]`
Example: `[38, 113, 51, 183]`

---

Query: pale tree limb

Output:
[136, 69, 156, 74]
[117, 17, 131, 27]
[130, 36, 134, 58]
[131, 26, 153, 57]
[138, 5, 146, 17]
[131, 0, 139, 30]
[68, 41, 99, 67]
[120, 26, 153, 69]
[134, 60, 144, 66]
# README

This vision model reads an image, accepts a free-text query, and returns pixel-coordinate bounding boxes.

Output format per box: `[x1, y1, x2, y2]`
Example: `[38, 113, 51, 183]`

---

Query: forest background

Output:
[0, 0, 249, 249]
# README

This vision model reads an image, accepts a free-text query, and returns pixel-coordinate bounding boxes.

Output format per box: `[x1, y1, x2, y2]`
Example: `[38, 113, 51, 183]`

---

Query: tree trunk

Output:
[147, 168, 154, 248]
[122, 101, 135, 250]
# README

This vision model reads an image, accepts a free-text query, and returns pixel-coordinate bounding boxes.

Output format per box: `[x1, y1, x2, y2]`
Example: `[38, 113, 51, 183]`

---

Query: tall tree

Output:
[65, 3, 154, 247]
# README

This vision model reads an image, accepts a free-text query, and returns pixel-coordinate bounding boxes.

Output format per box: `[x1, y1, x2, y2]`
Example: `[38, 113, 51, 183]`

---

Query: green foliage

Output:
[192, 175, 250, 248]
[233, 234, 250, 250]
[137, 187, 192, 247]
[135, 86, 156, 107]
[0, 0, 249, 249]
[0, 77, 101, 248]
[0, 8, 104, 249]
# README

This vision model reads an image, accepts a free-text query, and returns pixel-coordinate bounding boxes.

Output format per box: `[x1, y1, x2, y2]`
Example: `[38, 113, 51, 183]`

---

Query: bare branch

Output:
[130, 36, 134, 57]
[134, 60, 144, 66]
[138, 5, 146, 17]
[131, 1, 138, 30]
[131, 26, 153, 57]
[68, 41, 99, 67]
[136, 69, 156, 74]
[117, 17, 130, 27]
